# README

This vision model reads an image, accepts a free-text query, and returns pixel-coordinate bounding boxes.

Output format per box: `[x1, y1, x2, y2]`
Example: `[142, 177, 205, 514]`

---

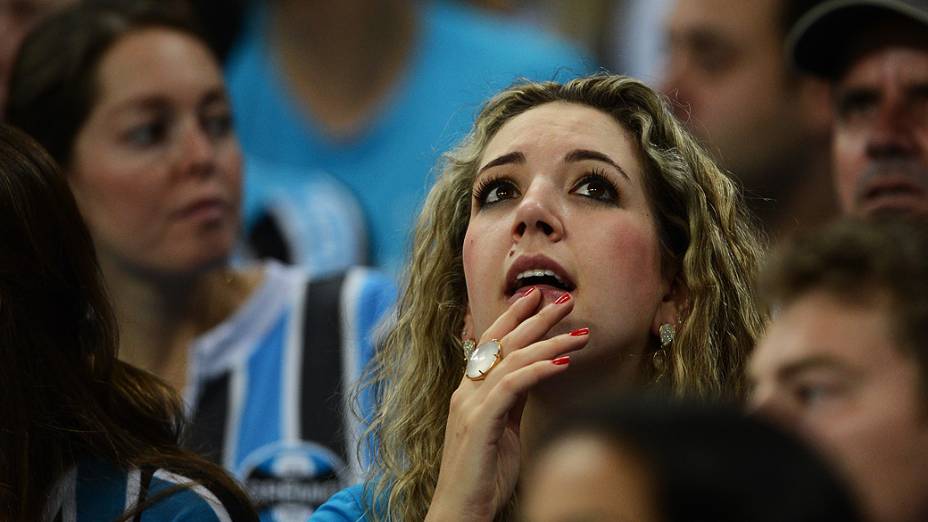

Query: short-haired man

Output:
[789, 0, 928, 216]
[750, 219, 928, 522]
[661, 0, 836, 236]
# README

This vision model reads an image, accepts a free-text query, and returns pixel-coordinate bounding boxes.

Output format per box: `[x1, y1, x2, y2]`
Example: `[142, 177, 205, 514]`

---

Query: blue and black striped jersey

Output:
[182, 261, 395, 520]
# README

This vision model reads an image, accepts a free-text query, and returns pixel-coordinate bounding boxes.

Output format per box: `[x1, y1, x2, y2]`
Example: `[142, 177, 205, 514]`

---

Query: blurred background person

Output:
[609, 0, 674, 82]
[0, 0, 236, 117]
[6, 2, 395, 519]
[661, 0, 836, 238]
[751, 219, 928, 522]
[789, 0, 928, 217]
[0, 123, 257, 521]
[523, 396, 861, 522]
[0, 0, 365, 277]
[0, 0, 75, 118]
[225, 0, 593, 277]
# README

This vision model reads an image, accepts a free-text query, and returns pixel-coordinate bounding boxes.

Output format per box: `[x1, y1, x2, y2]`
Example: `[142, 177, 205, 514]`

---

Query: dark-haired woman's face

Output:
[69, 28, 241, 276]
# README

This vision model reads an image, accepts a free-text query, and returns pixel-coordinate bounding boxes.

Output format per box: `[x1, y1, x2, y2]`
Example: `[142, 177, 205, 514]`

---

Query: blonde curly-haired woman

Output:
[313, 73, 766, 521]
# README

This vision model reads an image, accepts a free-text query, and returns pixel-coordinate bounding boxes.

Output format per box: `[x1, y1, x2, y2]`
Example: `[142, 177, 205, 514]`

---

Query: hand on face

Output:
[427, 288, 589, 521]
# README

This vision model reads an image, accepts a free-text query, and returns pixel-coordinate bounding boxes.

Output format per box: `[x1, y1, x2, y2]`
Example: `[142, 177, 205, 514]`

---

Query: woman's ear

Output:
[651, 273, 689, 338]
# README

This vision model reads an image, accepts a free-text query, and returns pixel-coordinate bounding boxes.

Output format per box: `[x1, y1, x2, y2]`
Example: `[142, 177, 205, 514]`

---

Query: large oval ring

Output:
[465, 339, 503, 381]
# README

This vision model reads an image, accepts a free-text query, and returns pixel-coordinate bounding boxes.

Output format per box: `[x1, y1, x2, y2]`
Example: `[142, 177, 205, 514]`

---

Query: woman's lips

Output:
[504, 254, 576, 297]
[175, 197, 230, 222]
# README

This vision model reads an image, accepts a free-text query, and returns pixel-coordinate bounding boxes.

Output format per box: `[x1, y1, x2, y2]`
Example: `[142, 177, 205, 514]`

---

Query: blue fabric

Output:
[310, 484, 370, 522]
[73, 459, 127, 521]
[240, 157, 367, 278]
[184, 263, 395, 521]
[57, 460, 238, 521]
[226, 1, 593, 277]
[237, 312, 286, 462]
[142, 474, 227, 521]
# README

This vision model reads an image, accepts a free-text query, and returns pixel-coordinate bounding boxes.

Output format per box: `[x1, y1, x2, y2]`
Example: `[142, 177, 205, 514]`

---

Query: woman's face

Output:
[70, 28, 241, 277]
[462, 102, 676, 380]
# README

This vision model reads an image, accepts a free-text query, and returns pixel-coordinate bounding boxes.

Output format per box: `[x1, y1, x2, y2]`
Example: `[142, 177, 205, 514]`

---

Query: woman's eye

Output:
[202, 112, 233, 139]
[124, 121, 166, 147]
[571, 173, 618, 203]
[476, 179, 520, 206]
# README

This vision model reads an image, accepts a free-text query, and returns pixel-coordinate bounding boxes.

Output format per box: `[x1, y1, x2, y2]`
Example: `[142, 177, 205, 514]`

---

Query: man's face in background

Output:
[661, 0, 829, 195]
[831, 25, 928, 217]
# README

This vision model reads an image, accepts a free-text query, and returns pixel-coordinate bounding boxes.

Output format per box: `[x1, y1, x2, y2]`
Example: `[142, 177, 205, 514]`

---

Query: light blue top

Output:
[226, 0, 593, 277]
[310, 484, 371, 521]
[183, 262, 396, 521]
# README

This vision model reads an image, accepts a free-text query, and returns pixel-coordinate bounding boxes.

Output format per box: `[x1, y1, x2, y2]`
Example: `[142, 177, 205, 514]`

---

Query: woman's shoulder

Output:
[310, 483, 374, 521]
[142, 468, 255, 521]
[47, 460, 255, 522]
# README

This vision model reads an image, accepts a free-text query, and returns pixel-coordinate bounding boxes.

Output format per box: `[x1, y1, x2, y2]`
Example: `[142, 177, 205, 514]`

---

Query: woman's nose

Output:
[511, 183, 564, 243]
[175, 120, 216, 177]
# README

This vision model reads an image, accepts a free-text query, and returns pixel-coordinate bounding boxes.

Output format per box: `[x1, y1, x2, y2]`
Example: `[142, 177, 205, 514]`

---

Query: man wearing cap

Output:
[790, 0, 928, 216]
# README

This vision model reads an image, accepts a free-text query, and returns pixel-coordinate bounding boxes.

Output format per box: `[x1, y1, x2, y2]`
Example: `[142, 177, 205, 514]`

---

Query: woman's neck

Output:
[102, 261, 261, 392]
[267, 0, 417, 138]
[520, 359, 647, 458]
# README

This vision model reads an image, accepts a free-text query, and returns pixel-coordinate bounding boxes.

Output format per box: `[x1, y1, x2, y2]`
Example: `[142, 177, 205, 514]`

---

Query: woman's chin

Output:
[128, 251, 231, 281]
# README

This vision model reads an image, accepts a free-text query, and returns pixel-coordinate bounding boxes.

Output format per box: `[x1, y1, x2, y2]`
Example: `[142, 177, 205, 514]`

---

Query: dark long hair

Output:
[0, 124, 255, 520]
[533, 395, 862, 522]
[5, 0, 204, 166]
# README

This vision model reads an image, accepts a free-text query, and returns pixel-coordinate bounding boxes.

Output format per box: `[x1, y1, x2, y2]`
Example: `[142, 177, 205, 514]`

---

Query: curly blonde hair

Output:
[359, 74, 766, 521]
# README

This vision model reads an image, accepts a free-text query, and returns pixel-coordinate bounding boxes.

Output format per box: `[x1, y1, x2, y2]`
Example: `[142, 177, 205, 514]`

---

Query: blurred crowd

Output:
[2, 1, 928, 521]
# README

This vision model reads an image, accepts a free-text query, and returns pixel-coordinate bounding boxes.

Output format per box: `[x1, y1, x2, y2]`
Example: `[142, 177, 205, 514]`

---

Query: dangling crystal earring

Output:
[653, 323, 676, 382]
[652, 348, 668, 377]
[659, 323, 675, 347]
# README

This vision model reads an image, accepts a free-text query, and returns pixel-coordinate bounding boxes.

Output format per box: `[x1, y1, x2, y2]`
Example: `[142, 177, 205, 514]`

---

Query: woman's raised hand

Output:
[425, 288, 590, 521]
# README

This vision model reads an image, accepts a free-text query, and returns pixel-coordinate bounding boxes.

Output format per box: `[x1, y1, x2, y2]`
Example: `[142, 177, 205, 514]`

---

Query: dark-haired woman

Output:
[5, 3, 395, 518]
[0, 123, 257, 521]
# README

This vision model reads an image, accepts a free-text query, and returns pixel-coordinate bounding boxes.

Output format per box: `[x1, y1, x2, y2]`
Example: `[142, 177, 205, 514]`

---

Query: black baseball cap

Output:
[788, 0, 928, 78]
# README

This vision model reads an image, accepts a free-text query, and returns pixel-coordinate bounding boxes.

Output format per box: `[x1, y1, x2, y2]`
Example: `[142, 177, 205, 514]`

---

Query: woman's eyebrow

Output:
[98, 95, 167, 124]
[200, 87, 230, 109]
[565, 149, 630, 181]
[478, 151, 525, 174]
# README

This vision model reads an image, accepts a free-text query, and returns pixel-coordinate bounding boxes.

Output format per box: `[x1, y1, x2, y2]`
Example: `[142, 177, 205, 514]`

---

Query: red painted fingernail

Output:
[518, 286, 536, 297]
[570, 327, 590, 336]
[552, 355, 571, 366]
[554, 293, 571, 305]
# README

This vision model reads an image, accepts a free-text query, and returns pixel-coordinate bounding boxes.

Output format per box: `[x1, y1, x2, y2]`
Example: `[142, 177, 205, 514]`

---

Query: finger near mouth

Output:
[507, 285, 572, 305]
